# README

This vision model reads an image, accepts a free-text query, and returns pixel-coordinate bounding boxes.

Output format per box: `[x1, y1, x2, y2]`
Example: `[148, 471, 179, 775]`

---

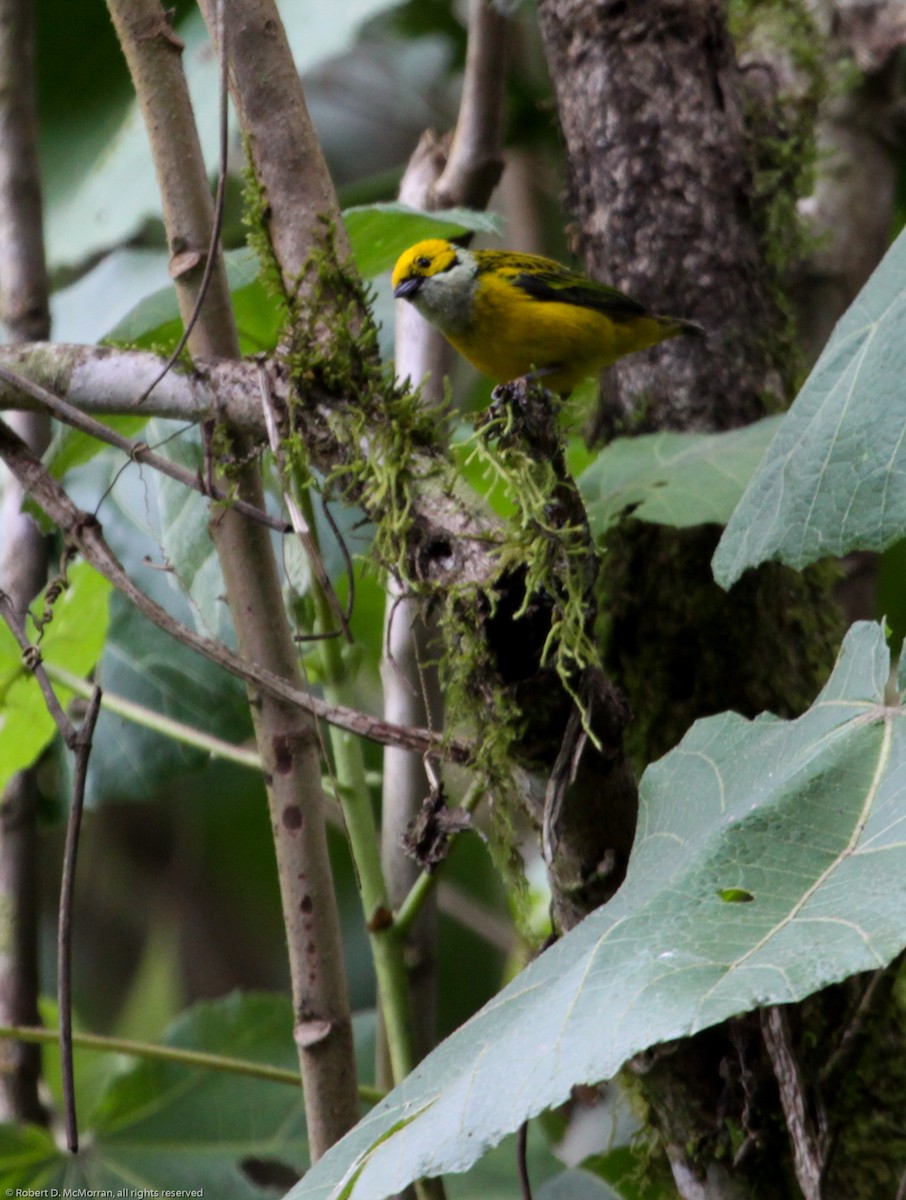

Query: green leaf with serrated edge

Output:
[0, 993, 307, 1197]
[344, 203, 502, 279]
[286, 621, 906, 1200]
[713, 226, 906, 588]
[579, 417, 783, 536]
[0, 562, 110, 793]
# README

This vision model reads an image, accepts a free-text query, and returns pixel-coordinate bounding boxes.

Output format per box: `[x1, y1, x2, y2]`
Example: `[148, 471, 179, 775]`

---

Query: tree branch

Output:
[0, 416, 468, 760]
[0, 0, 52, 1128]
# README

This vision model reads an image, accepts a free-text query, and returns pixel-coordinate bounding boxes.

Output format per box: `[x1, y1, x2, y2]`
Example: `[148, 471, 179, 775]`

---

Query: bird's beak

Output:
[393, 276, 422, 300]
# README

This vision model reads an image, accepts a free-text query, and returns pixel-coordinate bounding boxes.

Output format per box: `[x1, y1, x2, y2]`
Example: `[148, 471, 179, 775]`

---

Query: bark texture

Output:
[0, 0, 51, 1125]
[538, 0, 783, 436]
[535, 2, 864, 1197]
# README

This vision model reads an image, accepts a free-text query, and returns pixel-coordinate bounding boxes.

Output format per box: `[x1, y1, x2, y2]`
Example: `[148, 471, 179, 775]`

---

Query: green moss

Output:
[240, 151, 289, 309]
[473, 386, 602, 720]
[601, 523, 842, 770]
[728, 0, 828, 392]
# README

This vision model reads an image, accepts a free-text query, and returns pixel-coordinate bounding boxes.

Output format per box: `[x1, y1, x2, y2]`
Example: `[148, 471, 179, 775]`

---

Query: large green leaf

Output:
[287, 621, 906, 1200]
[344, 203, 502, 279]
[0, 993, 306, 1197]
[104, 246, 281, 353]
[79, 592, 250, 806]
[579, 417, 783, 536]
[0, 562, 110, 792]
[713, 226, 906, 588]
[57, 457, 249, 805]
[148, 418, 234, 643]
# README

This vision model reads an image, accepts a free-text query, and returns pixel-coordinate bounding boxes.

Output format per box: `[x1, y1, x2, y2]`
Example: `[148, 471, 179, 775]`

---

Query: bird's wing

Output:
[509, 267, 649, 320]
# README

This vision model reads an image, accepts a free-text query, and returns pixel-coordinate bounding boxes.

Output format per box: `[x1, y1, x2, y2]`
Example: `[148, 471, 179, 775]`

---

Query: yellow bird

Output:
[392, 238, 703, 396]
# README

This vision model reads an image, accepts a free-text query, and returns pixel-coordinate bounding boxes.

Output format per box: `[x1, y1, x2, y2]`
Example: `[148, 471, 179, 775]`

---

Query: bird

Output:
[392, 238, 703, 396]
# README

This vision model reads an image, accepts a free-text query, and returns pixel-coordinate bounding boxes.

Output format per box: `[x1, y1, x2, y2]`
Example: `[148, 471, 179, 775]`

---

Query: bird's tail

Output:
[657, 314, 705, 339]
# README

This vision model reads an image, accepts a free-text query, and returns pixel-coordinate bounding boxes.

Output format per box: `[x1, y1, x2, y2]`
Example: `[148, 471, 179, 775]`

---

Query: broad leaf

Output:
[0, 562, 110, 792]
[287, 621, 906, 1200]
[0, 993, 306, 1198]
[149, 418, 234, 643]
[579, 417, 783, 536]
[713, 226, 906, 587]
[104, 246, 281, 354]
[79, 592, 250, 806]
[344, 203, 502, 279]
[58, 457, 249, 805]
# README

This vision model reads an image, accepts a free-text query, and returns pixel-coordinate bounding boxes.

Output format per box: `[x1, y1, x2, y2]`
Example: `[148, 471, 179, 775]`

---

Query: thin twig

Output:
[0, 592, 102, 1152]
[44, 660, 262, 770]
[516, 1120, 533, 1200]
[58, 684, 102, 1152]
[0, 362, 289, 534]
[762, 1006, 824, 1200]
[0, 1022, 383, 1103]
[819, 968, 887, 1085]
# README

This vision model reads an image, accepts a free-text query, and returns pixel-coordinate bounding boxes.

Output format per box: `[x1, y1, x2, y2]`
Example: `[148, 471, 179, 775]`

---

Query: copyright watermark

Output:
[6, 1190, 205, 1198]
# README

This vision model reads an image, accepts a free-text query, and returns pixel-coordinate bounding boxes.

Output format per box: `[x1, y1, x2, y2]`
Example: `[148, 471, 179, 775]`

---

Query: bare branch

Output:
[0, 0, 53, 1127]
[0, 361, 289, 533]
[762, 1006, 824, 1200]
[0, 591, 101, 1150]
[105, 0, 366, 1150]
[0, 419, 470, 757]
[433, 0, 508, 209]
[57, 685, 102, 1153]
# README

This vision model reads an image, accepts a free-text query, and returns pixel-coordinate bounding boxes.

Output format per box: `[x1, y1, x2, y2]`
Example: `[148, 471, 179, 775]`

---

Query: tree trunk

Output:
[534, 2, 906, 1197]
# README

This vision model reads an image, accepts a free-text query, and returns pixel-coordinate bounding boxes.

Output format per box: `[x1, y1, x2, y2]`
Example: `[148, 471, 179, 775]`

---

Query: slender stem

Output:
[57, 686, 102, 1152]
[44, 662, 262, 771]
[0, 1023, 383, 1104]
[293, 483, 416, 1085]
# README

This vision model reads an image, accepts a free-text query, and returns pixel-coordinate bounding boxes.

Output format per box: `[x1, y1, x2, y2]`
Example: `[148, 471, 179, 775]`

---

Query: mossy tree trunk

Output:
[535, 2, 903, 1197]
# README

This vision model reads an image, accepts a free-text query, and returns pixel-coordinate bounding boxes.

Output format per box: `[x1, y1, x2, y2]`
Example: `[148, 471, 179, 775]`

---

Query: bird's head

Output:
[391, 239, 462, 300]
[391, 240, 477, 334]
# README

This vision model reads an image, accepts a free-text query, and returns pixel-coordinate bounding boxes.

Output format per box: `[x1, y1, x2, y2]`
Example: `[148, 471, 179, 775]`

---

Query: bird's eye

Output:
[416, 256, 432, 269]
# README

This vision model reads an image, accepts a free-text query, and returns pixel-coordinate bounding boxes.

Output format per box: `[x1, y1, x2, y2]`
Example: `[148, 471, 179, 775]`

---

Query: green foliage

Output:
[287, 622, 906, 1200]
[0, 993, 309, 1197]
[38, 0, 401, 272]
[579, 416, 783, 536]
[343, 203, 501, 279]
[713, 225, 906, 586]
[0, 561, 110, 793]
